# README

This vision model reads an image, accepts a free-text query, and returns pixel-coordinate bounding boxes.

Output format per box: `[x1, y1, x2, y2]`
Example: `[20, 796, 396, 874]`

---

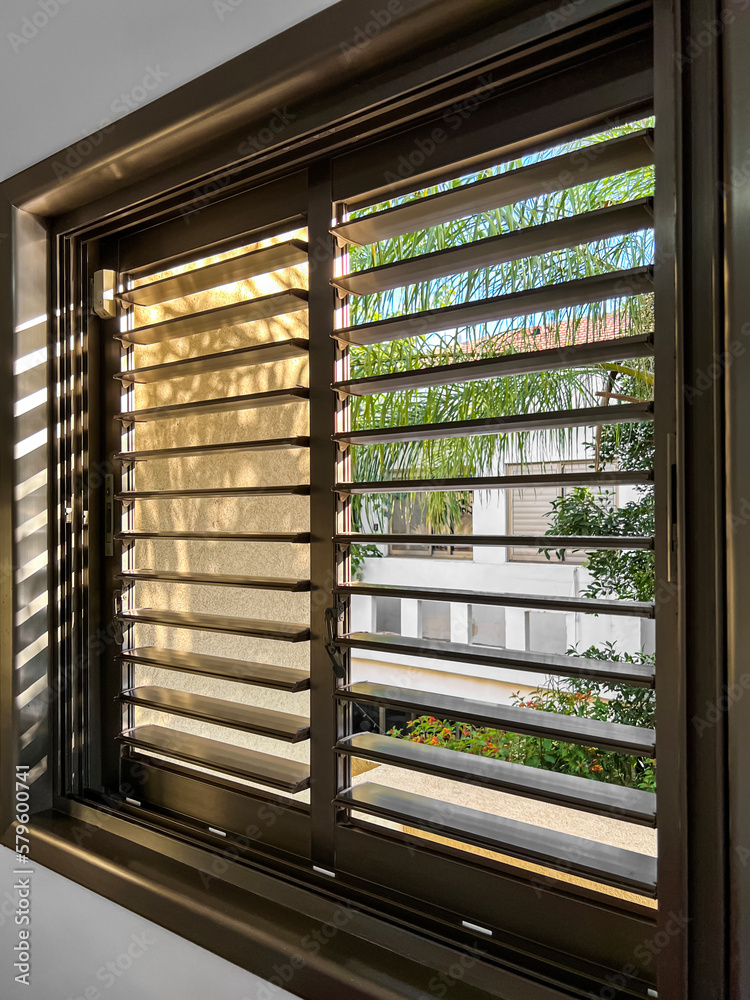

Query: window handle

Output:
[325, 601, 347, 678]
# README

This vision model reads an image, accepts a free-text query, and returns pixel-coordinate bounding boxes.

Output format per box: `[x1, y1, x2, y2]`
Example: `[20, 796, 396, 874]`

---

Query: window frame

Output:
[89, 177, 316, 863]
[388, 495, 474, 558]
[0, 1, 734, 997]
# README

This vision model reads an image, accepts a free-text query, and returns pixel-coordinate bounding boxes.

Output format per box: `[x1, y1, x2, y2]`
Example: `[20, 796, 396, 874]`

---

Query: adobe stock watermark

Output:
[546, 0, 587, 29]
[380, 71, 497, 190]
[420, 942, 486, 1000]
[197, 802, 288, 889]
[11, 766, 33, 986]
[179, 105, 295, 224]
[683, 321, 750, 404]
[241, 902, 358, 1000]
[590, 910, 689, 999]
[65, 930, 157, 1000]
[692, 673, 750, 737]
[51, 66, 170, 182]
[674, 0, 750, 70]
[8, 0, 75, 53]
[338, 0, 408, 64]
[213, 0, 245, 19]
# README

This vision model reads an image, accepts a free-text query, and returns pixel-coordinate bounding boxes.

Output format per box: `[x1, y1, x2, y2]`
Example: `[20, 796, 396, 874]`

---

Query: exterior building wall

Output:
[352, 436, 654, 704]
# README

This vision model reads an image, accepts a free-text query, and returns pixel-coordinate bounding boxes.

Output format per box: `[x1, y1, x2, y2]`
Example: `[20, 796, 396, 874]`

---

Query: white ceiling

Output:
[0, 0, 340, 182]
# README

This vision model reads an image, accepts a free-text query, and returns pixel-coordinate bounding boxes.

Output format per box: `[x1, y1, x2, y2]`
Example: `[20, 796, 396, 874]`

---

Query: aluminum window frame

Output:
[0, 1, 736, 997]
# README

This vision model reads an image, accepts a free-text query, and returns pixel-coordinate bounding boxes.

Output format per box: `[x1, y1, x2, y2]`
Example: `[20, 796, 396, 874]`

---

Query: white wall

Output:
[1, 3, 339, 998]
[0, 845, 298, 1000]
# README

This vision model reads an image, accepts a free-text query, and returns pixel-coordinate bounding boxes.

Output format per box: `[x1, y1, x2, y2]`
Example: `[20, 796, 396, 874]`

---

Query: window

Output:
[470, 604, 506, 647]
[117, 232, 311, 788]
[506, 462, 616, 563]
[27, 103, 663, 999]
[330, 96, 662, 957]
[45, 103, 662, 990]
[7, 4, 730, 995]
[389, 495, 473, 558]
[374, 596, 401, 634]
[419, 600, 451, 641]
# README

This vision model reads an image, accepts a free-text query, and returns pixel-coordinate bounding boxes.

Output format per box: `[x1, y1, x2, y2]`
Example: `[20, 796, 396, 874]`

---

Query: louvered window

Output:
[31, 7, 706, 990]
[115, 231, 312, 791]
[330, 120, 658, 908]
[78, 176, 319, 857]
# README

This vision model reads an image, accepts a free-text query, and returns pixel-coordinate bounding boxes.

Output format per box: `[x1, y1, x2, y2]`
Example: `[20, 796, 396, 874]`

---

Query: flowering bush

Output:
[388, 645, 656, 791]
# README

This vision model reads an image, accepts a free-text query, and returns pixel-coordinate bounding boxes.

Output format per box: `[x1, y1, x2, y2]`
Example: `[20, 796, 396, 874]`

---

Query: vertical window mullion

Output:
[308, 160, 345, 870]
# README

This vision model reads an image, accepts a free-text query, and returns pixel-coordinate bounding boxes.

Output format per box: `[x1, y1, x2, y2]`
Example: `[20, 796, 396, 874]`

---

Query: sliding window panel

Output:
[329, 109, 661, 934]
[89, 181, 314, 858]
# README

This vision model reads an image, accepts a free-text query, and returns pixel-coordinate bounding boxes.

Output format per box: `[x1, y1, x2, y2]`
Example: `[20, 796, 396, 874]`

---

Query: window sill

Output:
[4, 806, 581, 1000]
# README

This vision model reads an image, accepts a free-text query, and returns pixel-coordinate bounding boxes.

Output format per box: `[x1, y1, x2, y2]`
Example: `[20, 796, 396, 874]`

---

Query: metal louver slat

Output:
[335, 533, 654, 550]
[117, 485, 310, 502]
[115, 608, 310, 642]
[334, 266, 654, 346]
[118, 688, 310, 742]
[117, 569, 310, 591]
[337, 469, 653, 494]
[115, 387, 309, 423]
[117, 530, 310, 543]
[118, 726, 311, 792]
[117, 289, 308, 344]
[337, 733, 656, 825]
[334, 402, 652, 446]
[118, 239, 309, 305]
[118, 647, 310, 691]
[116, 338, 309, 383]
[336, 581, 654, 618]
[332, 333, 654, 396]
[332, 199, 653, 296]
[336, 631, 654, 685]
[116, 436, 309, 463]
[337, 682, 655, 755]
[331, 129, 654, 246]
[337, 784, 657, 895]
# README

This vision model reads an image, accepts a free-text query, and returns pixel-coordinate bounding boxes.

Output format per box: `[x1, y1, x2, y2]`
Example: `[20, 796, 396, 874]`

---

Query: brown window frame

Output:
[0, 2, 738, 998]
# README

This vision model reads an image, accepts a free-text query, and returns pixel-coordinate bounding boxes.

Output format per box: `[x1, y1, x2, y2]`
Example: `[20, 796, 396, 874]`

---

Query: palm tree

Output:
[345, 119, 655, 533]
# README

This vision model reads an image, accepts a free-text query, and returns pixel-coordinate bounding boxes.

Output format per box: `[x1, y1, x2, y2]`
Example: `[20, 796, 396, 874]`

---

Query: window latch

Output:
[113, 590, 126, 645]
[93, 269, 117, 319]
[325, 601, 347, 678]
